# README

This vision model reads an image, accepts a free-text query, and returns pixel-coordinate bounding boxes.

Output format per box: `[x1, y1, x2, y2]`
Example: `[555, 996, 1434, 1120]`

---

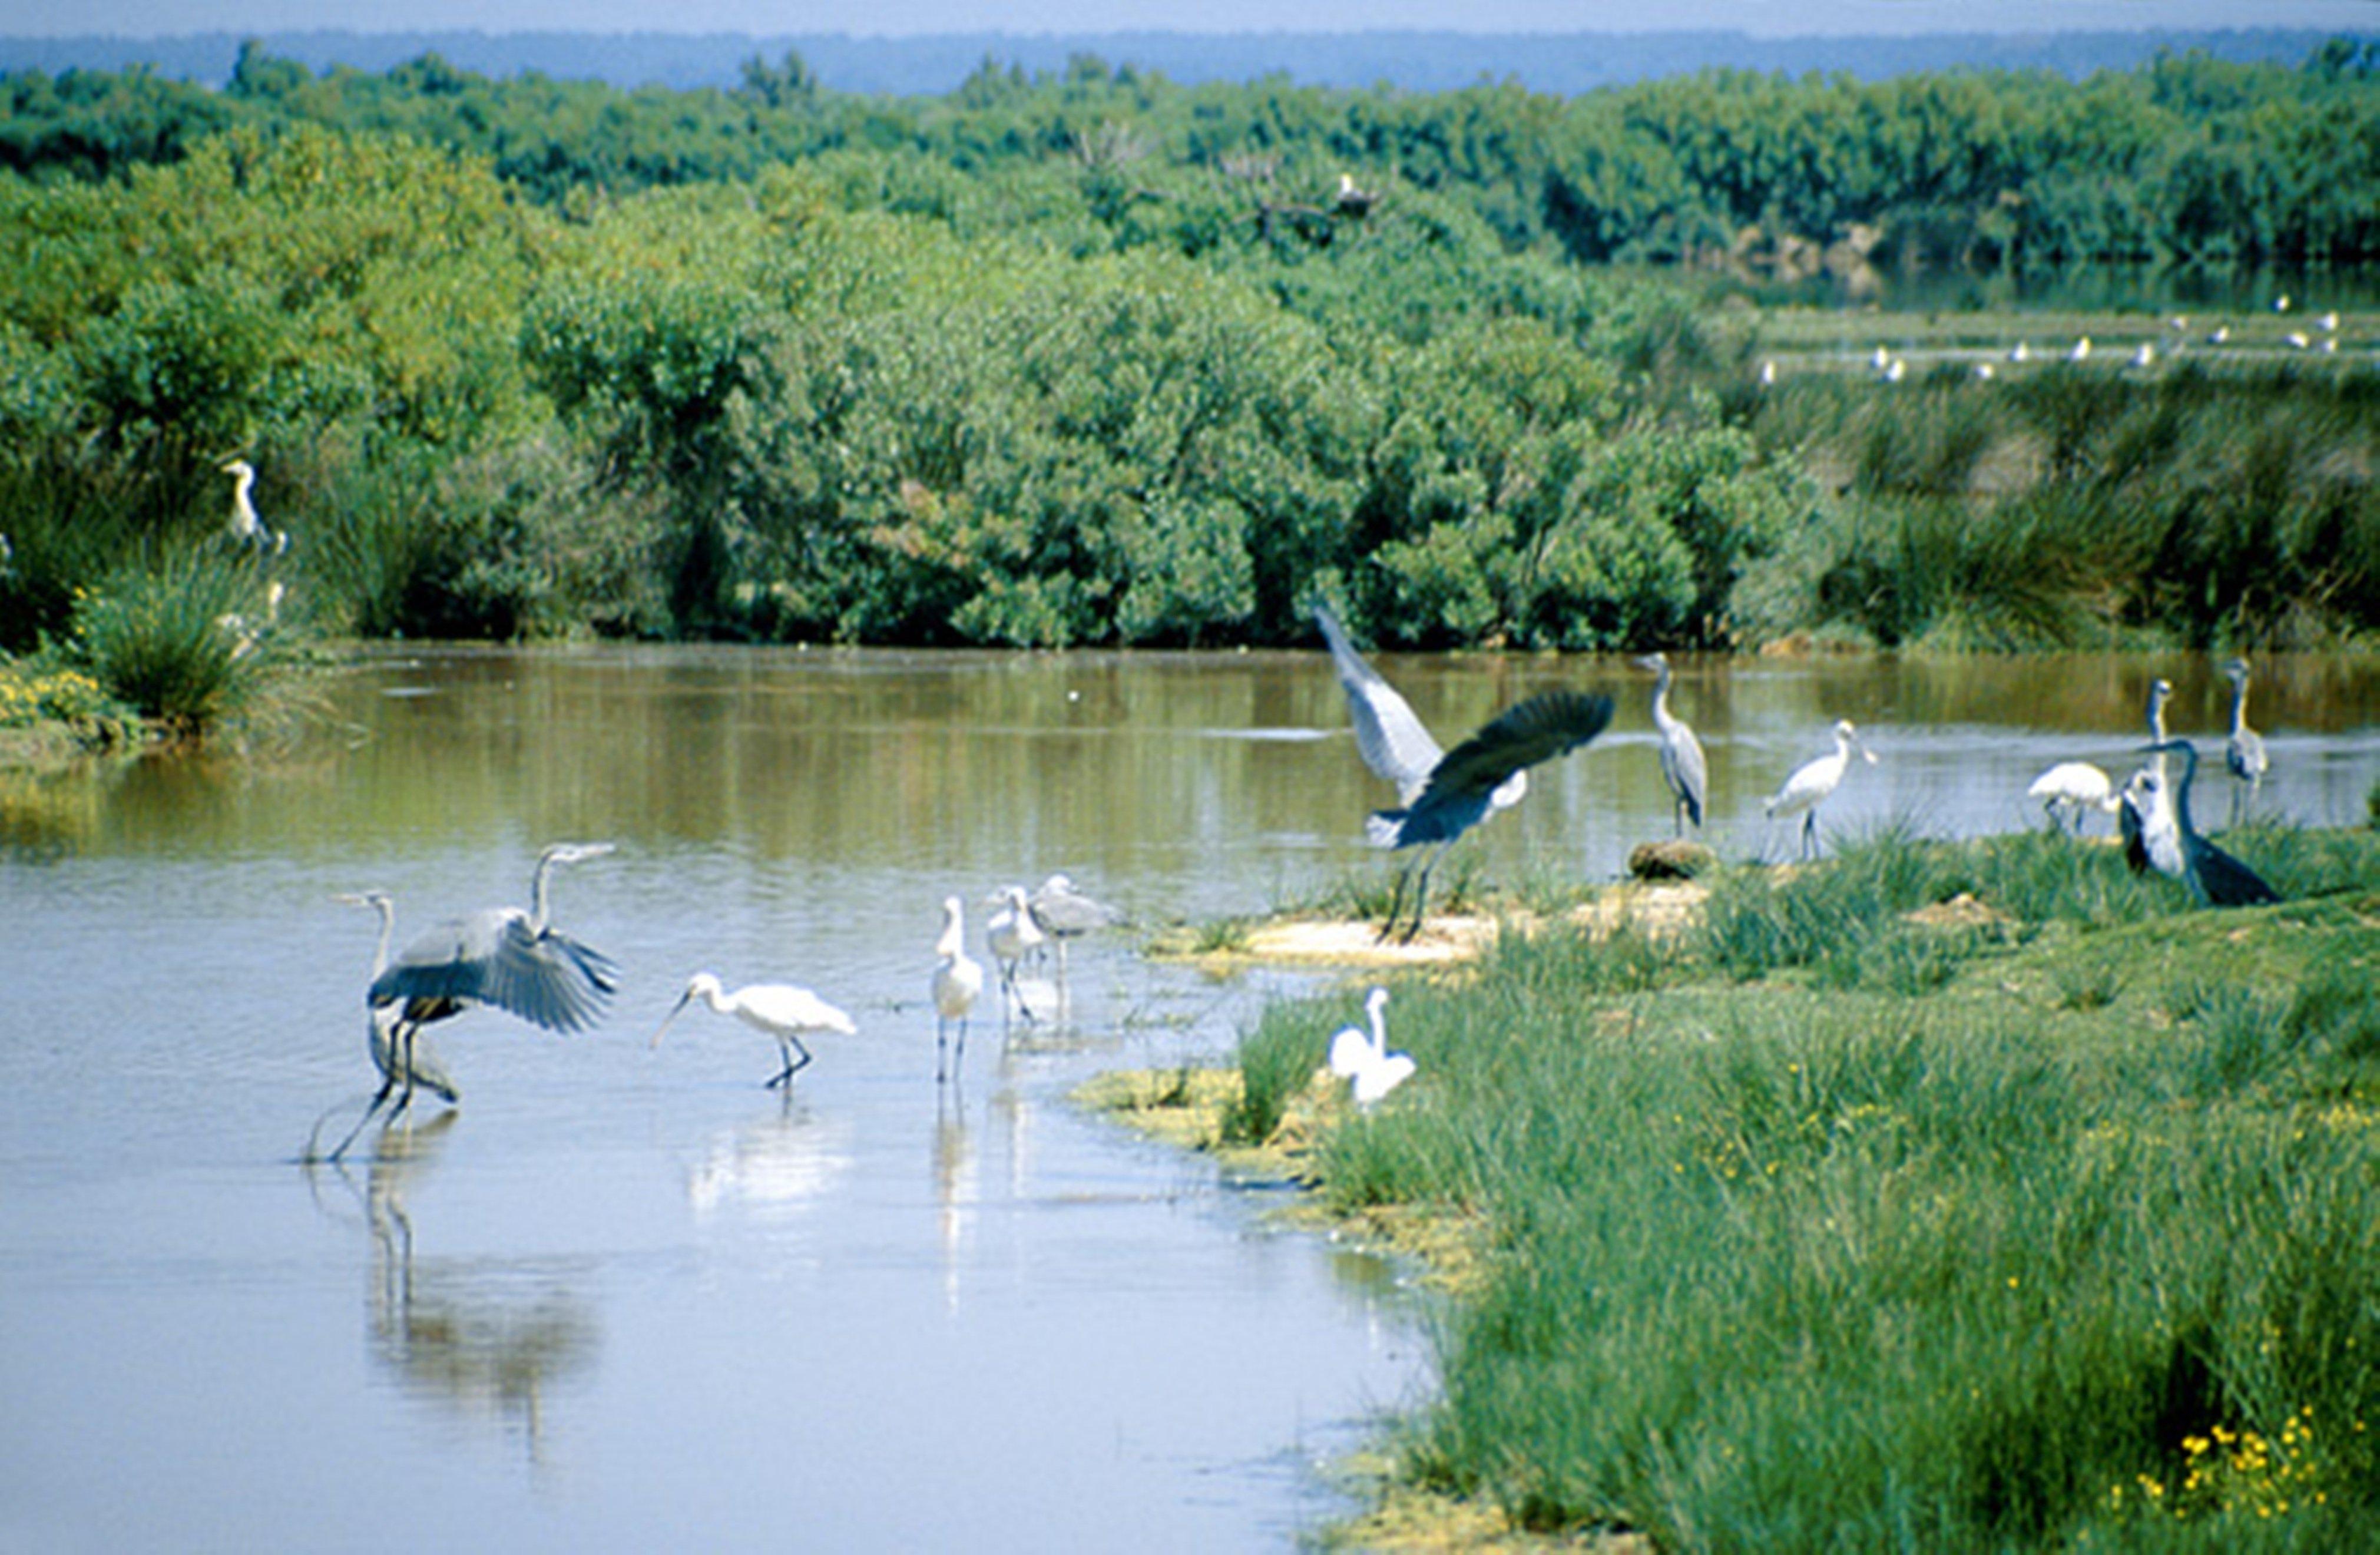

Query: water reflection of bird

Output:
[323, 843, 618, 1161]
[933, 895, 985, 1083]
[1636, 652, 1707, 836]
[1365, 690, 1616, 942]
[1328, 987, 1414, 1109]
[653, 972, 857, 1088]
[2220, 657, 2268, 824]
[1764, 720, 1876, 861]
[1317, 602, 1528, 820]
[2141, 740, 2282, 908]
[2025, 762, 2119, 835]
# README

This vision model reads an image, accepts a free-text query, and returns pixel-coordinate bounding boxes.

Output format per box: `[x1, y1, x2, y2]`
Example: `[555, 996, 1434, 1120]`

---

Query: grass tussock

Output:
[1232, 825, 2380, 1549]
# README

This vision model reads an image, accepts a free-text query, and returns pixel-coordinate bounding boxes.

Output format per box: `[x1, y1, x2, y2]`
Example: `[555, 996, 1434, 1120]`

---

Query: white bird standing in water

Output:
[653, 972, 856, 1088]
[2025, 761, 2120, 835]
[1763, 720, 1876, 860]
[1327, 987, 1414, 1109]
[984, 885, 1044, 1020]
[1636, 651, 1707, 836]
[932, 896, 985, 1083]
[2220, 657, 2268, 824]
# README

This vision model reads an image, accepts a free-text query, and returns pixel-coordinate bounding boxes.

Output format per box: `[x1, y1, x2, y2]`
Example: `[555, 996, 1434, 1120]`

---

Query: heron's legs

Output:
[767, 1035, 815, 1088]
[1800, 812, 1819, 861]
[325, 1076, 396, 1163]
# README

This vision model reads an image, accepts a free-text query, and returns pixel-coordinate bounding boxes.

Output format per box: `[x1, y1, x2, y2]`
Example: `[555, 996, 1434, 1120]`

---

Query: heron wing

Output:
[374, 909, 617, 1034]
[1383, 691, 1615, 848]
[2119, 786, 2150, 874]
[2227, 730, 2268, 782]
[1029, 884, 1127, 936]
[1316, 604, 1442, 802]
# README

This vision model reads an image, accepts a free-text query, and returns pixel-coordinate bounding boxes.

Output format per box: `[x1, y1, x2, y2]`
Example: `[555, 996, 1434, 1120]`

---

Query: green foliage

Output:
[1266, 826, 2380, 1547]
[67, 548, 296, 735]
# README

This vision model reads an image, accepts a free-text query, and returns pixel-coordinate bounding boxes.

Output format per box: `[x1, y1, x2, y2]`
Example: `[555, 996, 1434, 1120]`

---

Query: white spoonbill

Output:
[932, 896, 985, 1083]
[2025, 762, 2119, 834]
[1763, 720, 1876, 860]
[653, 972, 857, 1088]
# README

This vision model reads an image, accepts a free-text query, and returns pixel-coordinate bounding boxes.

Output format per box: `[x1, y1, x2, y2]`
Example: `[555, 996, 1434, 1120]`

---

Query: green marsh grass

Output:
[1239, 827, 2380, 1548]
[69, 549, 302, 737]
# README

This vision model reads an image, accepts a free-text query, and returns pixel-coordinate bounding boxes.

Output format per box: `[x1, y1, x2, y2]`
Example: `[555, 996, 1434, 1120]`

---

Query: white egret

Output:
[1636, 652, 1707, 836]
[2129, 342, 2156, 369]
[2025, 761, 2119, 834]
[984, 884, 1044, 1020]
[2068, 335, 2093, 363]
[653, 972, 857, 1088]
[1365, 690, 1615, 942]
[932, 896, 985, 1083]
[2141, 740, 2282, 908]
[1763, 720, 1876, 861]
[2008, 341, 2031, 364]
[2220, 657, 2268, 825]
[1327, 987, 1414, 1109]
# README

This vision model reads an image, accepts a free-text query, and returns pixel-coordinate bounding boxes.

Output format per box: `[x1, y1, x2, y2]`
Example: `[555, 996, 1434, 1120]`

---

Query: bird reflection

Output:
[935, 1088, 977, 1316]
[303, 1115, 597, 1470]
[686, 1096, 853, 1218]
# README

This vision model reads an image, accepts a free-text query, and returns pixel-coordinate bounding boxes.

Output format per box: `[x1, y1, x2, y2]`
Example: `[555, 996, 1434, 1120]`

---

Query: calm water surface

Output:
[1, 645, 2374, 1551]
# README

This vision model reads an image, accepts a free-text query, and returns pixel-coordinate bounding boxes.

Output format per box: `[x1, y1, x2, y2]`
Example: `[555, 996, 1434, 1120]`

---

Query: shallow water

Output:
[0, 644, 2373, 1550]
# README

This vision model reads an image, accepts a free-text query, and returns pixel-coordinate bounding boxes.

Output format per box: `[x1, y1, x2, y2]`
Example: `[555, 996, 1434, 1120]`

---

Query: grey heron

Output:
[1763, 720, 1876, 860]
[1636, 652, 1707, 836]
[1365, 689, 1616, 942]
[932, 895, 985, 1083]
[2221, 658, 2268, 824]
[653, 972, 857, 1088]
[2141, 740, 2282, 908]
[1027, 873, 1126, 977]
[219, 458, 284, 553]
[2025, 762, 2119, 834]
[1315, 602, 1528, 819]
[1327, 987, 1413, 1109]
[335, 889, 461, 1116]
[365, 842, 618, 1042]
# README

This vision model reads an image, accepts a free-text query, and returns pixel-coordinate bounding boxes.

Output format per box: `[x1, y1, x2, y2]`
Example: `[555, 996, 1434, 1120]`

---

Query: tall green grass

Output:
[1249, 828, 2380, 1548]
[68, 548, 300, 736]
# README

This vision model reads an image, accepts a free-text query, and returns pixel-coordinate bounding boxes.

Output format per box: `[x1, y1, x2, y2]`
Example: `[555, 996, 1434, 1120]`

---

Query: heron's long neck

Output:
[1650, 672, 1674, 728]
[2228, 677, 2250, 734]
[2147, 692, 2169, 743]
[529, 856, 557, 928]
[369, 901, 395, 977]
[2168, 747, 2197, 834]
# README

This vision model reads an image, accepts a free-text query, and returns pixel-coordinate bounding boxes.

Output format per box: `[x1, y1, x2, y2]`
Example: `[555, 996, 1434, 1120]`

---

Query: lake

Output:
[1, 644, 2373, 1550]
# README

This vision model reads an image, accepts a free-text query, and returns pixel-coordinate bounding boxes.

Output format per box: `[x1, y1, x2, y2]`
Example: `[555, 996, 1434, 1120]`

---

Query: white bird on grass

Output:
[1328, 987, 1414, 1109]
[1764, 720, 1877, 861]
[653, 972, 857, 1088]
[932, 896, 985, 1083]
[2026, 761, 2120, 834]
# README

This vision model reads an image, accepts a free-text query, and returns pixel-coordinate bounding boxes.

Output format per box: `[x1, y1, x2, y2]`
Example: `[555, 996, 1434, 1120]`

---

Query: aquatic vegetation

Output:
[66, 552, 298, 737]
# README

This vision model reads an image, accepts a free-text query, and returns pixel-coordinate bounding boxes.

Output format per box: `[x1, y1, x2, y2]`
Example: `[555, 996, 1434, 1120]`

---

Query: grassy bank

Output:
[1118, 825, 2380, 1549]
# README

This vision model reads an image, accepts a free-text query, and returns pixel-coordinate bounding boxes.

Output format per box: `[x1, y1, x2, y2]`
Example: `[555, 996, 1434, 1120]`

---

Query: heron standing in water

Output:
[1027, 874, 1126, 978]
[2220, 657, 2268, 825]
[1636, 652, 1707, 836]
[319, 842, 617, 1160]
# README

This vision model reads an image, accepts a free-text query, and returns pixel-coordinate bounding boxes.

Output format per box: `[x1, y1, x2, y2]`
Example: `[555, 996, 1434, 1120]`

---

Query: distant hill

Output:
[0, 27, 2365, 97]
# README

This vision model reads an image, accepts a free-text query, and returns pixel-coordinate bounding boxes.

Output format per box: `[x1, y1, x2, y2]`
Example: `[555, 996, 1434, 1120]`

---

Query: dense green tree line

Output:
[1, 55, 2375, 676]
[8, 38, 2380, 266]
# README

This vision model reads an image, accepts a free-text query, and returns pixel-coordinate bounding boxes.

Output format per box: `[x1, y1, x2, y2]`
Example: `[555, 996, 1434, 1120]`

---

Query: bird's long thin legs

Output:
[1801, 812, 1819, 861]
[767, 1035, 815, 1088]
[937, 1017, 970, 1084]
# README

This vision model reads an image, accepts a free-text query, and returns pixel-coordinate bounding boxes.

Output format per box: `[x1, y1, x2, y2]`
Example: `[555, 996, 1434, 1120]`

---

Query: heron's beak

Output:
[651, 992, 693, 1049]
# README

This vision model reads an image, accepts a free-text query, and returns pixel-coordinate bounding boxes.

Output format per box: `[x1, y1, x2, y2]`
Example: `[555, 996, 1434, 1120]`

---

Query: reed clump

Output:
[1239, 826, 2380, 1548]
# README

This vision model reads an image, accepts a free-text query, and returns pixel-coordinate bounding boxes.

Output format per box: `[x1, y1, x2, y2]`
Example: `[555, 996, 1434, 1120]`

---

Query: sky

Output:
[4, 0, 2375, 37]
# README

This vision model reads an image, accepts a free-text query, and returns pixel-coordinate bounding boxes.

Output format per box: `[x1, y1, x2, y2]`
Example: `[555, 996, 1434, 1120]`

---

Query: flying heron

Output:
[2141, 740, 2282, 908]
[1365, 689, 1616, 942]
[1327, 986, 1414, 1109]
[319, 843, 616, 1160]
[1315, 602, 1528, 822]
[1636, 652, 1707, 836]
[653, 972, 857, 1088]
[1763, 720, 1876, 860]
[2220, 658, 2268, 825]
[932, 895, 985, 1084]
